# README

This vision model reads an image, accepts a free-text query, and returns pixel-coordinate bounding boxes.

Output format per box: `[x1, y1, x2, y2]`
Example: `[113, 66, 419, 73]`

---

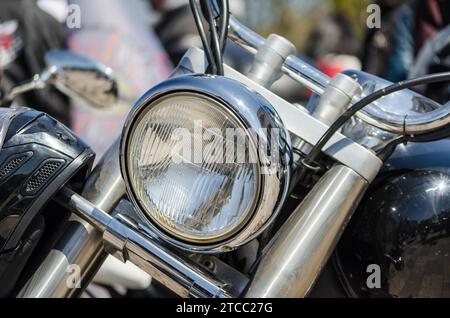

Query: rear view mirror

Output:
[44, 50, 118, 109]
[3, 50, 118, 110]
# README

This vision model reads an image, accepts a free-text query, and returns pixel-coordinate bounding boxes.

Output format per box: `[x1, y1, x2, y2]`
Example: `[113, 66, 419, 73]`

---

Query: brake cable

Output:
[190, 0, 229, 75]
[190, 0, 217, 74]
[217, 0, 230, 55]
[302, 72, 450, 170]
[200, 0, 224, 75]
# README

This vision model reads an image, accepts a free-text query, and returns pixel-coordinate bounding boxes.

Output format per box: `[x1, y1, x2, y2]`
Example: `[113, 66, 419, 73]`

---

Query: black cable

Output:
[376, 121, 450, 161]
[302, 72, 450, 169]
[201, 0, 224, 75]
[374, 135, 405, 161]
[189, 0, 217, 74]
[218, 0, 230, 55]
[376, 120, 450, 160]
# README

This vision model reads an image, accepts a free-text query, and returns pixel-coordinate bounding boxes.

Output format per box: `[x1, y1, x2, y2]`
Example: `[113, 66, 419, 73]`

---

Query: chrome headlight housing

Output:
[120, 75, 291, 252]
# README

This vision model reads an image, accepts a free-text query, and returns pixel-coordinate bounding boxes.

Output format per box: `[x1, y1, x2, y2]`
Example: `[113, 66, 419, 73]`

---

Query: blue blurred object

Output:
[383, 3, 414, 82]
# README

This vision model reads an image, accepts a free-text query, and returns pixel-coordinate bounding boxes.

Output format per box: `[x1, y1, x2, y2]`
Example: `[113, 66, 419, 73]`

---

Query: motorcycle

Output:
[1, 0, 450, 298]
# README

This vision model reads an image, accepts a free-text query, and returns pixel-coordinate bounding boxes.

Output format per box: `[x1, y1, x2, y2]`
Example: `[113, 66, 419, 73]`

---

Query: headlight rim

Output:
[120, 74, 291, 253]
[123, 92, 263, 244]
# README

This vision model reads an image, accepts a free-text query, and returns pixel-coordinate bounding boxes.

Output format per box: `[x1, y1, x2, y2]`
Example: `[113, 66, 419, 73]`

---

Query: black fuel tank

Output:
[335, 140, 450, 298]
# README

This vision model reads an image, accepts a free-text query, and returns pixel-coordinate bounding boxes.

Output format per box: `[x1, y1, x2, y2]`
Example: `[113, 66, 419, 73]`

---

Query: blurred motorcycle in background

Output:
[0, 0, 450, 298]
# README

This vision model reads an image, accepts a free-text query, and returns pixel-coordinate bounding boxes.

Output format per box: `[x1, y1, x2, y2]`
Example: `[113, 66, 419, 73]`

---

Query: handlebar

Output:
[228, 15, 450, 135]
[356, 99, 450, 134]
[228, 16, 330, 95]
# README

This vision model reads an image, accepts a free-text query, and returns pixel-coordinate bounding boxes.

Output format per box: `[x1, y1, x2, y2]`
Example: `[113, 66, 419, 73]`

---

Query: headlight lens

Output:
[126, 93, 260, 243]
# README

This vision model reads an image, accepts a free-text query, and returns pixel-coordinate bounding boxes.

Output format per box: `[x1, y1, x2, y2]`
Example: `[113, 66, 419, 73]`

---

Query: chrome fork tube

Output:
[245, 165, 369, 298]
[18, 140, 125, 298]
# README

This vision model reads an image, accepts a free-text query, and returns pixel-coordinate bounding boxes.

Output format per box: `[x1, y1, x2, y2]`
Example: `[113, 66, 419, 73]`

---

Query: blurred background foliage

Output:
[243, 0, 373, 49]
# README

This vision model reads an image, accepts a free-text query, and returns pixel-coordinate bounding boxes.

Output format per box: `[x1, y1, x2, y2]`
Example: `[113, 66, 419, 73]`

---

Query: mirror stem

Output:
[2, 67, 56, 106]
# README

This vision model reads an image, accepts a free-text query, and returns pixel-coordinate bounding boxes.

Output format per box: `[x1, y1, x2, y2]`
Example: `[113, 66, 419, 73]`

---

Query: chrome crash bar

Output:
[55, 187, 232, 299]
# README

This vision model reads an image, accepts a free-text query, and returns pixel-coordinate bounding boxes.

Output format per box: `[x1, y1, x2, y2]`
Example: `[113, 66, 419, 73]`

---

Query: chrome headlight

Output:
[121, 75, 291, 252]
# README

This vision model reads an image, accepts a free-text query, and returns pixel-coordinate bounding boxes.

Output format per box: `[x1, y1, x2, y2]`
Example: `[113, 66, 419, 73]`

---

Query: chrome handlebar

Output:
[228, 15, 450, 135]
[355, 99, 450, 135]
[228, 16, 330, 95]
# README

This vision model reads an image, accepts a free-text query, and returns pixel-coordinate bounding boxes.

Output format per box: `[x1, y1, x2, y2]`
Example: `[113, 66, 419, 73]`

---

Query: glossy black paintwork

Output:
[0, 110, 94, 252]
[336, 140, 450, 298]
